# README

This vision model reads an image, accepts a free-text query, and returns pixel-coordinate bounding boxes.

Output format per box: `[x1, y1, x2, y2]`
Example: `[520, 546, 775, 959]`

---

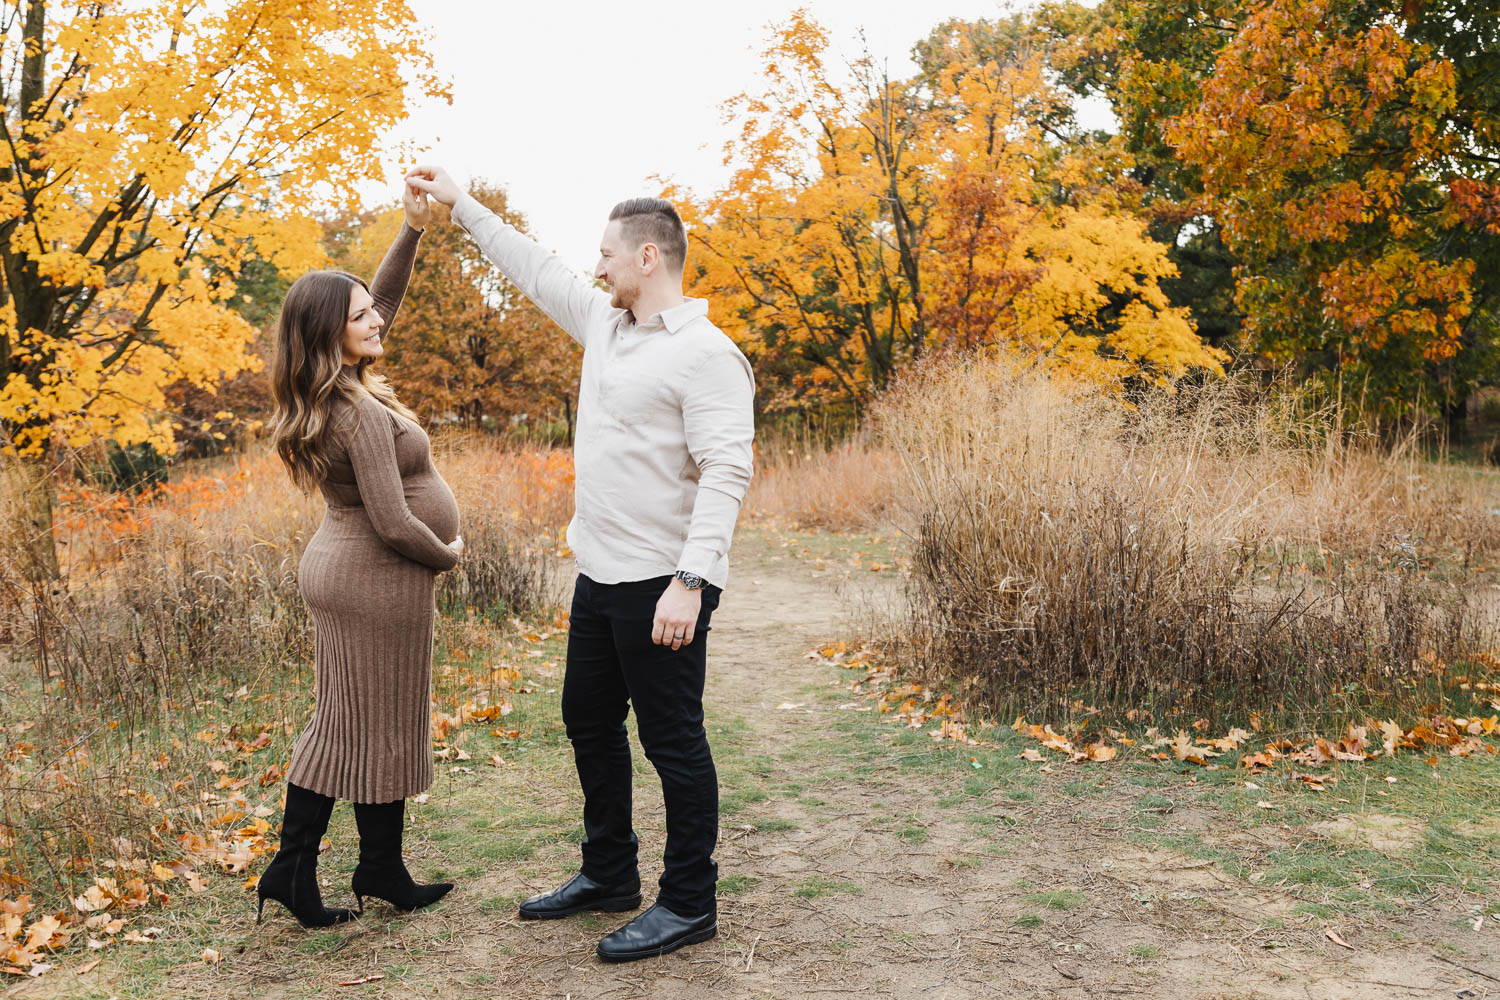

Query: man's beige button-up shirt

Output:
[454, 194, 755, 589]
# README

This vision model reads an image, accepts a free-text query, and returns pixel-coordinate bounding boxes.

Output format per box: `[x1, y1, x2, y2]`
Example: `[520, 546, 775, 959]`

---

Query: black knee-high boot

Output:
[350, 799, 454, 912]
[256, 783, 356, 927]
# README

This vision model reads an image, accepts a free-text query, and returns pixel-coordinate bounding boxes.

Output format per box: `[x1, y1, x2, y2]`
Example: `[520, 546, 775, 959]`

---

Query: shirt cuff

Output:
[452, 193, 487, 231]
[675, 545, 719, 580]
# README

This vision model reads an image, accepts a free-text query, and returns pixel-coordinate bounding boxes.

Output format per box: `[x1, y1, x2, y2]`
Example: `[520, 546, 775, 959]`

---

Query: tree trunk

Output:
[2, 454, 60, 581]
[1444, 392, 1468, 444]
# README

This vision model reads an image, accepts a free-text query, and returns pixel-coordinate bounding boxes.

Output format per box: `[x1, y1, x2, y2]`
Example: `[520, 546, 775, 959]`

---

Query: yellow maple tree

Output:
[678, 12, 1225, 415]
[0, 0, 447, 574]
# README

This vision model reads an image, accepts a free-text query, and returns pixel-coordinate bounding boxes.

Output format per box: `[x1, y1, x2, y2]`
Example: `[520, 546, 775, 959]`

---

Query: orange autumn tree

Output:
[324, 183, 582, 438]
[0, 0, 447, 575]
[1157, 0, 1500, 427]
[679, 12, 1225, 416]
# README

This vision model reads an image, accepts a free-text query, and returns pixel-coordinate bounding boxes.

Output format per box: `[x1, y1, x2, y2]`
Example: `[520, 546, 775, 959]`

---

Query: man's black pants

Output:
[561, 573, 722, 917]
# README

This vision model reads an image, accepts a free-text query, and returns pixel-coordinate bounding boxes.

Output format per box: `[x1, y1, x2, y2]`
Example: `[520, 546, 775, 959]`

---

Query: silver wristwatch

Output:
[674, 570, 706, 591]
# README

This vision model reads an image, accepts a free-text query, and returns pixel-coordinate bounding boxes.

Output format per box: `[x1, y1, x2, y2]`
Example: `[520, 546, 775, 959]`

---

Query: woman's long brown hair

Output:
[268, 270, 416, 492]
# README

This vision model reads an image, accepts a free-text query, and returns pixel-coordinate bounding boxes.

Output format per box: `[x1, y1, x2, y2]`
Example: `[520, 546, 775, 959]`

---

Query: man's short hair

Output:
[609, 197, 688, 274]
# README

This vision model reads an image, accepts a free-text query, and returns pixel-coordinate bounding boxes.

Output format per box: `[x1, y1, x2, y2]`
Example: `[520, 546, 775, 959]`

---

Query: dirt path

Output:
[152, 540, 1493, 1000]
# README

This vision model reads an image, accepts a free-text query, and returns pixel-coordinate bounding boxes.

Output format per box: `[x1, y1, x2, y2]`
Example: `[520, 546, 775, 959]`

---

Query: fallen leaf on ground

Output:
[1323, 924, 1355, 950]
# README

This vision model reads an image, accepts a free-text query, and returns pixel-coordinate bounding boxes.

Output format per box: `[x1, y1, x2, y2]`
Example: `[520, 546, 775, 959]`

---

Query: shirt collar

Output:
[657, 297, 708, 334]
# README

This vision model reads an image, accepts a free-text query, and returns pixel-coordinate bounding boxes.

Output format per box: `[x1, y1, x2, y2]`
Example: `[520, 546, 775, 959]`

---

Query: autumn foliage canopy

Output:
[1108, 0, 1500, 418]
[677, 13, 1228, 416]
[0, 0, 446, 458]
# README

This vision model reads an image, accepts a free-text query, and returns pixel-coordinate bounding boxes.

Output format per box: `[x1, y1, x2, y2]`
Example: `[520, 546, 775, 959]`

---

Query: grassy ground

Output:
[7, 527, 1500, 999]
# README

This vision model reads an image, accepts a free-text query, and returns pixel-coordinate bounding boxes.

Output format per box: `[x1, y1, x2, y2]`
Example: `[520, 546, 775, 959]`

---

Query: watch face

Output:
[676, 571, 705, 589]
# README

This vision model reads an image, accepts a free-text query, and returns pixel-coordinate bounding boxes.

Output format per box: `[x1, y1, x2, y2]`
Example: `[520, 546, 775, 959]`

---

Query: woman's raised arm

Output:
[367, 183, 430, 341]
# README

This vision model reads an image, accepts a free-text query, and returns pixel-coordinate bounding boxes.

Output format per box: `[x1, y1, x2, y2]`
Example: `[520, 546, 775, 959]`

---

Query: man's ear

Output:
[639, 242, 660, 275]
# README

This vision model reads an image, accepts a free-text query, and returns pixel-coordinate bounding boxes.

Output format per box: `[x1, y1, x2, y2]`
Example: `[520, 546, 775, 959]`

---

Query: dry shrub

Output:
[434, 435, 570, 619]
[0, 435, 569, 905]
[880, 356, 1498, 724]
[21, 440, 570, 712]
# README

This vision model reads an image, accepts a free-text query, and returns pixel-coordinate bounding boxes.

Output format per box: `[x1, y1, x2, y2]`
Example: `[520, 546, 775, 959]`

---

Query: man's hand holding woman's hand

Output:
[404, 165, 463, 208]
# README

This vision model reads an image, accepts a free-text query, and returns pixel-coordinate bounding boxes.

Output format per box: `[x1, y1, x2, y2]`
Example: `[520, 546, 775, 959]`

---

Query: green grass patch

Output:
[1022, 890, 1085, 910]
[753, 817, 800, 832]
[718, 874, 761, 895]
[794, 876, 863, 899]
[720, 787, 771, 816]
[296, 931, 348, 956]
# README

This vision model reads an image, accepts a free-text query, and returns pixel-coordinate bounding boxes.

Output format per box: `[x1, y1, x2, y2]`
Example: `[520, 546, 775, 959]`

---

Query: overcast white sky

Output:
[373, 0, 1025, 271]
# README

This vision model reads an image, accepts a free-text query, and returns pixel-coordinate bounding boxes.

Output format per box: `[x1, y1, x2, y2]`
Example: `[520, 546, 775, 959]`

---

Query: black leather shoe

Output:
[596, 902, 717, 962]
[518, 872, 642, 921]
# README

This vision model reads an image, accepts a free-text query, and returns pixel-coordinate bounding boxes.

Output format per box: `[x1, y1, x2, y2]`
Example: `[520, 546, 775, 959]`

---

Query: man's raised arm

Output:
[405, 165, 609, 348]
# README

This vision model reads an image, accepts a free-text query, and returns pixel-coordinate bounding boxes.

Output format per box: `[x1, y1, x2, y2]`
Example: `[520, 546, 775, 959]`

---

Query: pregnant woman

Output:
[258, 182, 463, 927]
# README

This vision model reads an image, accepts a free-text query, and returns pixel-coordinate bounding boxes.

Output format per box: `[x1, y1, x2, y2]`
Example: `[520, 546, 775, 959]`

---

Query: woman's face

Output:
[339, 285, 385, 366]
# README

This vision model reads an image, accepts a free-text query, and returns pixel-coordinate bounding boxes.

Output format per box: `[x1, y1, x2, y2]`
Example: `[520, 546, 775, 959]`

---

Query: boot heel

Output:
[256, 894, 267, 925]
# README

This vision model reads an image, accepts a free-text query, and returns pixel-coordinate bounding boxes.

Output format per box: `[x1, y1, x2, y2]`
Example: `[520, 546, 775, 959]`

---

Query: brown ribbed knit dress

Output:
[286, 224, 460, 805]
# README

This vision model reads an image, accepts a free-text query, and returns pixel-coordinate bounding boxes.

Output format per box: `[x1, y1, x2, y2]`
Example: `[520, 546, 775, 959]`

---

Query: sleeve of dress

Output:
[367, 222, 423, 339]
[344, 398, 459, 572]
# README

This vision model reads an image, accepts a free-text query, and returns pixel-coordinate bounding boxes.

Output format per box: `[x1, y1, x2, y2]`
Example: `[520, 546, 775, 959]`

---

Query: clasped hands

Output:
[401, 164, 466, 230]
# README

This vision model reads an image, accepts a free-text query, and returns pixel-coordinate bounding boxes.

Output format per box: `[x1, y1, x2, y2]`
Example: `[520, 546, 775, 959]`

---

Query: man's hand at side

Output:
[652, 578, 702, 651]
[404, 165, 462, 208]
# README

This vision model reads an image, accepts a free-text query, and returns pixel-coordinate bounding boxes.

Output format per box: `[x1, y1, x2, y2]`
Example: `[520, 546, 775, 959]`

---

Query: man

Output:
[404, 166, 754, 962]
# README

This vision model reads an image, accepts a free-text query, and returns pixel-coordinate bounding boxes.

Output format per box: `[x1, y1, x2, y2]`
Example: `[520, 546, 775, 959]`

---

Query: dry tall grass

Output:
[742, 429, 902, 529]
[0, 436, 571, 908]
[875, 357, 1500, 723]
[741, 358, 1500, 723]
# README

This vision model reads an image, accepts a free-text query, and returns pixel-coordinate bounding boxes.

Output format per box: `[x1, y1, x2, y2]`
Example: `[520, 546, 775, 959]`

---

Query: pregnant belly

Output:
[406, 473, 460, 544]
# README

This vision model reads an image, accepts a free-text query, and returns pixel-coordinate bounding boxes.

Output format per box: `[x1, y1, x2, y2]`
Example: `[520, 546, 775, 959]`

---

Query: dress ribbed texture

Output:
[285, 224, 461, 805]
